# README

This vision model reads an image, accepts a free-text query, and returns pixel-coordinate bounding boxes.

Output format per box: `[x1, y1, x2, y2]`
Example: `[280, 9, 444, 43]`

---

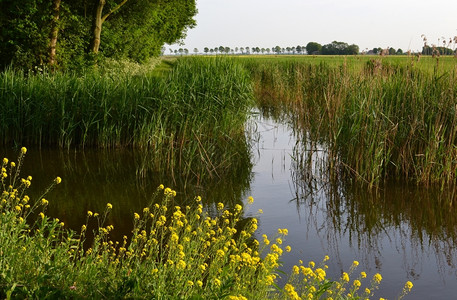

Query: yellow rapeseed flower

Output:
[315, 268, 326, 281]
[248, 196, 254, 204]
[353, 260, 359, 266]
[134, 213, 140, 220]
[374, 273, 382, 283]
[106, 203, 112, 209]
[55, 177, 62, 184]
[41, 198, 49, 205]
[353, 279, 361, 288]
[405, 281, 413, 290]
[342, 272, 350, 282]
[214, 278, 221, 287]
[293, 265, 299, 274]
[21, 147, 27, 154]
[3, 158, 8, 164]
[361, 271, 367, 278]
[285, 245, 292, 252]
[87, 211, 93, 217]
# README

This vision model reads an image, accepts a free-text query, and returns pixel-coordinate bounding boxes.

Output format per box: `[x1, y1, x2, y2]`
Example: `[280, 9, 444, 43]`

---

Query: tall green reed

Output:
[245, 57, 457, 186]
[0, 57, 254, 183]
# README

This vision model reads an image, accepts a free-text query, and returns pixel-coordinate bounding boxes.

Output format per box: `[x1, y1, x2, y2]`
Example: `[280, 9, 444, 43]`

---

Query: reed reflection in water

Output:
[0, 144, 253, 242]
[252, 105, 457, 299]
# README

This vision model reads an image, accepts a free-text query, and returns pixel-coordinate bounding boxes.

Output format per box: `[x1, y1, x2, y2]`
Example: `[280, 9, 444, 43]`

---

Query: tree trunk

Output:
[49, 0, 61, 67]
[91, 0, 106, 54]
[90, 0, 128, 54]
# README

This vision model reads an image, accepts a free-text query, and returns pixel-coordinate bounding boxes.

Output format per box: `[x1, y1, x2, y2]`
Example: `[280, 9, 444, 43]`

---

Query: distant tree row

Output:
[169, 41, 362, 56]
[422, 46, 456, 56]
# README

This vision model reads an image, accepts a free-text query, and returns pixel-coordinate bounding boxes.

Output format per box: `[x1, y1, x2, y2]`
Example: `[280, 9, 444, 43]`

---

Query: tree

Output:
[296, 45, 302, 54]
[320, 41, 359, 55]
[388, 47, 396, 55]
[0, 0, 197, 70]
[49, 0, 62, 67]
[347, 44, 359, 55]
[274, 46, 281, 54]
[306, 42, 321, 55]
[204, 47, 209, 54]
[396, 48, 403, 55]
[91, 0, 129, 54]
[193, 48, 198, 54]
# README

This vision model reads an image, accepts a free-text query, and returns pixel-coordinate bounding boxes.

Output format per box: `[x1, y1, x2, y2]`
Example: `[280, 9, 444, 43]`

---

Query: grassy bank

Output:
[0, 57, 254, 182]
[245, 56, 457, 186]
[0, 149, 412, 299]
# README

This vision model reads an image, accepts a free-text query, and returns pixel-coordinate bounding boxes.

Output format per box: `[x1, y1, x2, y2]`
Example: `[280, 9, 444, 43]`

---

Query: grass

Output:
[244, 55, 457, 186]
[0, 57, 254, 184]
[3, 55, 457, 186]
[0, 149, 413, 299]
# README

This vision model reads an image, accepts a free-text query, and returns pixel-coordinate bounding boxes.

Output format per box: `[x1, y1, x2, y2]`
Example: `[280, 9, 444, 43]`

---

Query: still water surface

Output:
[4, 110, 457, 299]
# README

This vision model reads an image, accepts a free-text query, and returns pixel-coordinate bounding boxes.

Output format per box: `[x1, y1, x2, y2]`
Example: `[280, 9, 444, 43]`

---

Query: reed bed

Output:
[0, 57, 254, 182]
[245, 57, 457, 186]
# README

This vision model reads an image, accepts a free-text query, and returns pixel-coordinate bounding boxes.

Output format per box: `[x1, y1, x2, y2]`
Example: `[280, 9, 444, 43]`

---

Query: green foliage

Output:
[321, 41, 359, 55]
[305, 42, 322, 55]
[0, 0, 53, 70]
[101, 0, 197, 62]
[0, 0, 197, 70]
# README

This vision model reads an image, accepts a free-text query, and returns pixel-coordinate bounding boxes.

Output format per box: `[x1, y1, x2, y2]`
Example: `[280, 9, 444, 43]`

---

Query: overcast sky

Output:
[168, 0, 457, 53]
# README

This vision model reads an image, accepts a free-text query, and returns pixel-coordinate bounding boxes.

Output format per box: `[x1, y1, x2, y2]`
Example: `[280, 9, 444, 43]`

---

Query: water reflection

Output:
[0, 145, 253, 241]
[3, 100, 457, 298]
[281, 102, 457, 298]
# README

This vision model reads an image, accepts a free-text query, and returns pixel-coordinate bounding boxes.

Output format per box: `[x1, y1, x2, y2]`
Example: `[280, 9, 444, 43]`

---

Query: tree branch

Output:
[101, 0, 128, 22]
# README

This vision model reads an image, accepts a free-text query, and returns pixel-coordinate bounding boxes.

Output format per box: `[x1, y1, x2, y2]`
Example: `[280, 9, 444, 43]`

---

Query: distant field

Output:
[165, 54, 457, 73]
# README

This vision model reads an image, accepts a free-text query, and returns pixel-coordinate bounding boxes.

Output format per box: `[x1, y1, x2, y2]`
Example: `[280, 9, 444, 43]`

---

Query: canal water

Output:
[3, 109, 457, 299]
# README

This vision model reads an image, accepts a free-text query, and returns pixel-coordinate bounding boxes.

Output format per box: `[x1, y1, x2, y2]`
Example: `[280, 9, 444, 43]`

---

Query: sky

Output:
[168, 0, 457, 53]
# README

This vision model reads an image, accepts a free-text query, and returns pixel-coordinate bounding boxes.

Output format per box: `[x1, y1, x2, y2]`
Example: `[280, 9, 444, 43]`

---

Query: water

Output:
[246, 111, 457, 299]
[3, 110, 457, 299]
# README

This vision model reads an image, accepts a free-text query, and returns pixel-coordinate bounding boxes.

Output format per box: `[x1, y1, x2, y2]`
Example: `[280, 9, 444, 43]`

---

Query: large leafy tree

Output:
[305, 42, 322, 55]
[0, 0, 197, 70]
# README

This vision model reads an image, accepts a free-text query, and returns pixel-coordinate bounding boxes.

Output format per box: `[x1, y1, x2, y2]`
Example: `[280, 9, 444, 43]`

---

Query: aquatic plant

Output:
[246, 56, 457, 186]
[0, 57, 254, 183]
